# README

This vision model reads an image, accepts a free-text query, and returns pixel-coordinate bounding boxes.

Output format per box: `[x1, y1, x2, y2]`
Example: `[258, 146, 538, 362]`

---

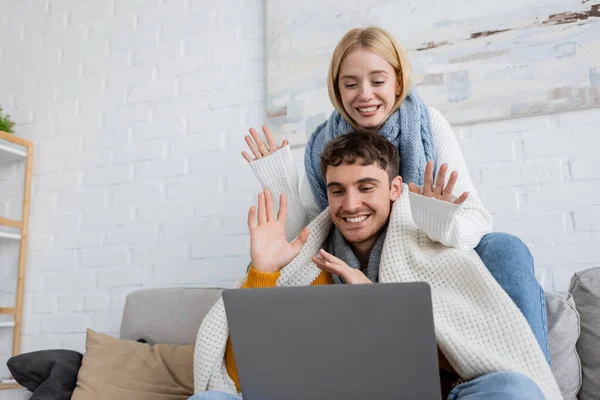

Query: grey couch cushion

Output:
[569, 267, 600, 400]
[119, 287, 223, 345]
[546, 292, 582, 400]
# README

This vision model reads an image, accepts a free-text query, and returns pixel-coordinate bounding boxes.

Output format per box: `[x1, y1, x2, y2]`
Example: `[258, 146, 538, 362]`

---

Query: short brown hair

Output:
[320, 131, 400, 182]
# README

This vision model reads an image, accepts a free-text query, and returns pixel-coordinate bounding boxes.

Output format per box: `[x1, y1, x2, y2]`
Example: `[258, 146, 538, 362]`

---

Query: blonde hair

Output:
[327, 26, 412, 129]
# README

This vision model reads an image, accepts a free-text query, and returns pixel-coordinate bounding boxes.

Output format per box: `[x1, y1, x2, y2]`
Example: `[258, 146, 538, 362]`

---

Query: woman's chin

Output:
[354, 114, 385, 128]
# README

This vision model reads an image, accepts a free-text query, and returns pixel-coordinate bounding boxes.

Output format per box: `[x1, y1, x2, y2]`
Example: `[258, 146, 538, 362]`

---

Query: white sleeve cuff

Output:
[248, 146, 307, 242]
[408, 190, 462, 247]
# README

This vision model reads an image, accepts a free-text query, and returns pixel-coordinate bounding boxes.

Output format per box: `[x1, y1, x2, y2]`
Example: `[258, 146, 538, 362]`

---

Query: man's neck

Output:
[350, 230, 385, 267]
[350, 240, 375, 267]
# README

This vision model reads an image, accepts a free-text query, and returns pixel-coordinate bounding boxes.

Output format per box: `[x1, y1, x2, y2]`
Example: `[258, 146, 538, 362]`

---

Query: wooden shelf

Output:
[0, 130, 33, 361]
[0, 230, 21, 240]
[0, 218, 22, 229]
[0, 138, 27, 163]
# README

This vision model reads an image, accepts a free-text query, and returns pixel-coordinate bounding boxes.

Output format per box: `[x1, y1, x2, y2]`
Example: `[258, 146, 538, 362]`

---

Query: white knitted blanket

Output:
[193, 187, 562, 399]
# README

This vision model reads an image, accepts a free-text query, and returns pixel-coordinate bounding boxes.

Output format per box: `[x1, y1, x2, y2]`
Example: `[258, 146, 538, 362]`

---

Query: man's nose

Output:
[343, 191, 361, 212]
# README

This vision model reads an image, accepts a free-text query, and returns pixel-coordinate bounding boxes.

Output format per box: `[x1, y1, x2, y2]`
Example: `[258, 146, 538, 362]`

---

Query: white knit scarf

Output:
[194, 186, 562, 399]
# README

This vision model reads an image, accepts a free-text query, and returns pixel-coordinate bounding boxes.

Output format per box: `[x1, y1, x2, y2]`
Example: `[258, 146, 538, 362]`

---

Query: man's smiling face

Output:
[326, 161, 402, 249]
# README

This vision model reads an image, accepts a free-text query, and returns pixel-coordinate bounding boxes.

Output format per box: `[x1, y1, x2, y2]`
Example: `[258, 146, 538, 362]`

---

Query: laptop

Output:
[222, 282, 442, 400]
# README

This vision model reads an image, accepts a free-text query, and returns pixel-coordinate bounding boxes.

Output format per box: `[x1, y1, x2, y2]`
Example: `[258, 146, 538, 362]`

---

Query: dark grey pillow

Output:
[7, 349, 83, 400]
[570, 267, 600, 400]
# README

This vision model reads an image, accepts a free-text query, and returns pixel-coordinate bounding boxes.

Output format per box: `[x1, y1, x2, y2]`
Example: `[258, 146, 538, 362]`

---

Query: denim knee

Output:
[449, 371, 545, 400]
[490, 372, 544, 396]
[476, 232, 534, 274]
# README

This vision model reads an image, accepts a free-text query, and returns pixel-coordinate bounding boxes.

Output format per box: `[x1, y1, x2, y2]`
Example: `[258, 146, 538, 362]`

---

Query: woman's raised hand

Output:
[408, 161, 470, 205]
[242, 125, 289, 162]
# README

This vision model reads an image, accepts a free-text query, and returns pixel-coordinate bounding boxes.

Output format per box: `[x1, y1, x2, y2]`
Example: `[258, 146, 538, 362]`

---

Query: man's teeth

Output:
[346, 215, 368, 223]
[358, 106, 378, 112]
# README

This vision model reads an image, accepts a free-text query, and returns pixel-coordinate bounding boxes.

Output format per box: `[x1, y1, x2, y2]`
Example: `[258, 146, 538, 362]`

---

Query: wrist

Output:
[245, 266, 280, 288]
[250, 262, 282, 275]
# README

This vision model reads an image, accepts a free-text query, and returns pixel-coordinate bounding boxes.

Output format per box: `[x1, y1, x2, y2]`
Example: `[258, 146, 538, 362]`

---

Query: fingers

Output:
[245, 134, 262, 159]
[423, 160, 434, 196]
[297, 227, 310, 243]
[291, 227, 310, 255]
[244, 126, 286, 163]
[277, 193, 287, 224]
[435, 163, 448, 197]
[264, 189, 275, 222]
[257, 192, 267, 225]
[454, 191, 470, 205]
[263, 126, 278, 152]
[241, 151, 253, 163]
[312, 249, 347, 276]
[311, 254, 341, 275]
[249, 127, 270, 155]
[318, 249, 343, 264]
[247, 205, 257, 230]
[408, 182, 420, 194]
[443, 171, 458, 202]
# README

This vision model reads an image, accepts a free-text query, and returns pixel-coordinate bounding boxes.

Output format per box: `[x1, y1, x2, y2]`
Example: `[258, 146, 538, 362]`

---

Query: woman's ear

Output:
[396, 80, 402, 97]
[390, 176, 403, 201]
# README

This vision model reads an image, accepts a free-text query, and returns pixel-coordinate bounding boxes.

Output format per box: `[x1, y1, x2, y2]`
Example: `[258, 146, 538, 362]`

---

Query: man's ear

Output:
[390, 176, 403, 201]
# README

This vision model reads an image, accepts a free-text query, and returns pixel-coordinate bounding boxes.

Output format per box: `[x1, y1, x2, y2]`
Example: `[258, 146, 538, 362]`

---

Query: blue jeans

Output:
[189, 372, 543, 400]
[448, 371, 544, 399]
[474, 232, 550, 362]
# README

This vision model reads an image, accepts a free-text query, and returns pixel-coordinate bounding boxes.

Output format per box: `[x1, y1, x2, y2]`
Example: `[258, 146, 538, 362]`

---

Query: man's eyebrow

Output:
[340, 70, 389, 80]
[356, 177, 381, 184]
[326, 177, 381, 189]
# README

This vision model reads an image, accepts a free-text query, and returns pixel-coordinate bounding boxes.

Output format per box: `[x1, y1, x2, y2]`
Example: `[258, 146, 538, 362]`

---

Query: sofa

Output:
[5, 267, 599, 400]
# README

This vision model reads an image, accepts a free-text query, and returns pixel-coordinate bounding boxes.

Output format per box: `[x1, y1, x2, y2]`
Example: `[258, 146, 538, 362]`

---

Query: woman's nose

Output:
[357, 84, 373, 101]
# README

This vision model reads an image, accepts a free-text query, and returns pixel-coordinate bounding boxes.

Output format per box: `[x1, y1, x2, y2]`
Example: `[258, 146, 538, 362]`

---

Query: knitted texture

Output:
[193, 185, 561, 399]
[304, 90, 436, 211]
[249, 107, 493, 252]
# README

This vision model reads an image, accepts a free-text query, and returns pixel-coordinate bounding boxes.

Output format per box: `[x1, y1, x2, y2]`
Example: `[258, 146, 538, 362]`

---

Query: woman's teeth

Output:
[346, 215, 368, 223]
[358, 106, 378, 112]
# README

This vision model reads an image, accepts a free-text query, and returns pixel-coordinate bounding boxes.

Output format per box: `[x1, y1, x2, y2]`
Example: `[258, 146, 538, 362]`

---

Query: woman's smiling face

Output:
[338, 48, 399, 128]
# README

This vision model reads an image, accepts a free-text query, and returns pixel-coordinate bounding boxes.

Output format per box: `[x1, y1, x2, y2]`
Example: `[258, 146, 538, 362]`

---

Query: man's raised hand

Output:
[248, 189, 310, 274]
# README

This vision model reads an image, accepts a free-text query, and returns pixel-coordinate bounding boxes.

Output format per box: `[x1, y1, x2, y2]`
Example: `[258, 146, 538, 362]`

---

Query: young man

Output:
[192, 133, 560, 400]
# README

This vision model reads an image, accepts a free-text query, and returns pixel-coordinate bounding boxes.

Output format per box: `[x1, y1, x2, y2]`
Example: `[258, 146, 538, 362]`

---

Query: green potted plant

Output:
[0, 106, 15, 134]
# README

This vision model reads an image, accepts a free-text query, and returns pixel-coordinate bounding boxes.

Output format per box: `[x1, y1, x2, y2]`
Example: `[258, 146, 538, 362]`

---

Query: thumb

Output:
[408, 182, 419, 194]
[291, 227, 310, 253]
[454, 191, 469, 205]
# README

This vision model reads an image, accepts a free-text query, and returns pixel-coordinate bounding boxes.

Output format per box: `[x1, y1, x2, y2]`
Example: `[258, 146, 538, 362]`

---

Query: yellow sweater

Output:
[225, 267, 333, 391]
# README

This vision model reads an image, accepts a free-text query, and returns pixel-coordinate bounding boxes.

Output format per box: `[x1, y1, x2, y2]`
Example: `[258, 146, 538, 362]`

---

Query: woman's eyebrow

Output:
[340, 70, 389, 80]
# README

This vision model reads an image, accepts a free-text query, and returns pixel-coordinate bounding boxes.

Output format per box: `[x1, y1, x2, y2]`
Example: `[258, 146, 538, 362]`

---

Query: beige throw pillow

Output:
[71, 329, 194, 400]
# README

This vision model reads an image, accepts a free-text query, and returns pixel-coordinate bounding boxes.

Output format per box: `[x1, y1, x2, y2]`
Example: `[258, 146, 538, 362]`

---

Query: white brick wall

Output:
[460, 110, 600, 290]
[0, 0, 599, 371]
[0, 0, 264, 372]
